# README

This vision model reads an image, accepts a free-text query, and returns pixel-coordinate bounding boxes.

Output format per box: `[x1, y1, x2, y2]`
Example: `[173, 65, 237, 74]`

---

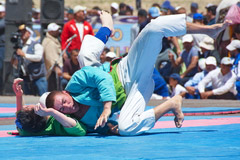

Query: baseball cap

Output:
[193, 13, 203, 20]
[191, 2, 198, 9]
[205, 56, 217, 66]
[106, 52, 117, 58]
[221, 57, 233, 65]
[182, 34, 193, 43]
[169, 73, 181, 82]
[39, 92, 50, 108]
[198, 58, 206, 70]
[0, 5, 5, 12]
[18, 24, 34, 35]
[205, 3, 214, 9]
[111, 2, 119, 10]
[199, 36, 214, 50]
[73, 5, 87, 14]
[47, 23, 61, 32]
[226, 40, 240, 51]
[148, 7, 160, 18]
[162, 0, 175, 11]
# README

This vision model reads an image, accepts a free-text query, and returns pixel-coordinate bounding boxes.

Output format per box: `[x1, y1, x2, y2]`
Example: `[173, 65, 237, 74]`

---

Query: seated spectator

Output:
[61, 49, 80, 89]
[105, 51, 117, 62]
[226, 39, 240, 99]
[169, 34, 199, 85]
[100, 47, 110, 64]
[198, 36, 221, 65]
[198, 57, 237, 99]
[169, 73, 187, 97]
[185, 56, 217, 99]
[152, 68, 170, 99]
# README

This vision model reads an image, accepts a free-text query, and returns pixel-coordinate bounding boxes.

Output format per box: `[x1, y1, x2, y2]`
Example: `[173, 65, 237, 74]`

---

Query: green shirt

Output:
[18, 116, 87, 136]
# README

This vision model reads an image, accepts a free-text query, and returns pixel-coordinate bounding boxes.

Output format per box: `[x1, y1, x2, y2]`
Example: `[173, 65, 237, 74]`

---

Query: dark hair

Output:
[16, 109, 47, 133]
[138, 9, 147, 17]
[207, 6, 217, 15]
[103, 47, 110, 53]
[71, 49, 80, 55]
[46, 91, 62, 108]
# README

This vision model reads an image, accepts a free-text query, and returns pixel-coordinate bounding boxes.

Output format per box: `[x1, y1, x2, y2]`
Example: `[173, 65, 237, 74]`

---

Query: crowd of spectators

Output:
[0, 0, 240, 101]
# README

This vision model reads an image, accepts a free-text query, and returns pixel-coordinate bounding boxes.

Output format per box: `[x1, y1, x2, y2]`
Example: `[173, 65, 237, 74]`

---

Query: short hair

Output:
[16, 109, 47, 133]
[103, 47, 110, 53]
[207, 5, 217, 15]
[138, 9, 147, 17]
[71, 49, 80, 55]
[46, 91, 62, 108]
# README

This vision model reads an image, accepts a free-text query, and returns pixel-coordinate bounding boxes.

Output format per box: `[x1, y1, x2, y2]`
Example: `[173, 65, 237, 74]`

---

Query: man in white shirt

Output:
[198, 57, 237, 99]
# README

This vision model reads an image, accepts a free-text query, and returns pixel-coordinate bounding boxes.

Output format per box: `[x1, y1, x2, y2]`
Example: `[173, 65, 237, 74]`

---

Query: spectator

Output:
[66, 8, 74, 21]
[130, 8, 148, 45]
[105, 51, 117, 62]
[148, 6, 160, 20]
[175, 6, 193, 22]
[198, 57, 237, 99]
[119, 2, 127, 15]
[152, 68, 170, 99]
[169, 34, 199, 85]
[61, 49, 80, 89]
[32, 8, 40, 22]
[42, 23, 63, 91]
[169, 73, 187, 97]
[188, 2, 199, 18]
[0, 5, 4, 94]
[185, 56, 217, 99]
[111, 2, 119, 17]
[125, 5, 133, 16]
[100, 47, 110, 64]
[226, 39, 240, 99]
[161, 0, 175, 15]
[61, 5, 94, 59]
[205, 4, 217, 25]
[198, 36, 221, 65]
[14, 25, 47, 96]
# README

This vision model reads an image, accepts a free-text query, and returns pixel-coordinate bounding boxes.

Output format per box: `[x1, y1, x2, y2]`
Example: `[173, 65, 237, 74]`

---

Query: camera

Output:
[10, 31, 23, 49]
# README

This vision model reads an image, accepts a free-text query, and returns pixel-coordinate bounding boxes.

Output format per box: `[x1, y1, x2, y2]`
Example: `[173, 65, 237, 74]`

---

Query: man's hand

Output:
[94, 108, 111, 130]
[200, 91, 213, 99]
[186, 86, 195, 95]
[34, 103, 54, 117]
[16, 49, 26, 57]
[12, 78, 23, 96]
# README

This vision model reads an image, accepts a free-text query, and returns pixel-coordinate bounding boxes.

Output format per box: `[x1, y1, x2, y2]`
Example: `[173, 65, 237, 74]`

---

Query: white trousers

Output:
[78, 14, 186, 136]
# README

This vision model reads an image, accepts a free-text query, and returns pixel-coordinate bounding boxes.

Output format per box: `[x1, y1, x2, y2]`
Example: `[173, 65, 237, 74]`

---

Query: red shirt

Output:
[61, 19, 94, 53]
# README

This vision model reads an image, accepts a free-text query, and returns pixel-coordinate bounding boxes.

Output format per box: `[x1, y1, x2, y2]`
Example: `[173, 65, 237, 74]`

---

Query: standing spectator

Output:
[161, 0, 175, 15]
[61, 49, 80, 89]
[66, 8, 74, 21]
[205, 4, 217, 25]
[188, 2, 199, 18]
[185, 56, 217, 99]
[0, 5, 4, 94]
[61, 5, 94, 59]
[198, 57, 237, 99]
[119, 2, 127, 15]
[14, 25, 47, 96]
[130, 9, 148, 45]
[42, 23, 63, 91]
[169, 34, 199, 85]
[226, 39, 240, 99]
[175, 6, 193, 22]
[169, 73, 187, 97]
[111, 2, 119, 17]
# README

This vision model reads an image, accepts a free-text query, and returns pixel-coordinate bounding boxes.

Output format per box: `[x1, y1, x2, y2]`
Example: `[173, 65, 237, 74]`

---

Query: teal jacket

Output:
[65, 65, 116, 108]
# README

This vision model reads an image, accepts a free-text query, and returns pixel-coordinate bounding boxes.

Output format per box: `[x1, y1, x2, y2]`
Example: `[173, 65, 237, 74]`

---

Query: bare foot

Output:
[171, 95, 184, 128]
[208, 20, 232, 39]
[100, 10, 115, 37]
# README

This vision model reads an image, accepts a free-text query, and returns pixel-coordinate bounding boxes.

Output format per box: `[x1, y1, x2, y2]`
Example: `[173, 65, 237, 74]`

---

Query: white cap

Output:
[111, 2, 119, 10]
[39, 92, 50, 108]
[0, 5, 5, 12]
[106, 52, 117, 58]
[199, 36, 214, 50]
[47, 23, 60, 32]
[221, 57, 233, 65]
[205, 56, 217, 66]
[182, 34, 193, 43]
[226, 40, 240, 51]
[198, 58, 206, 70]
[205, 3, 214, 8]
[73, 5, 87, 14]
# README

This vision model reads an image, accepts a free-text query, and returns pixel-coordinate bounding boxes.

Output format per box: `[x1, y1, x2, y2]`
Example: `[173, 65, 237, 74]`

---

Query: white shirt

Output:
[23, 38, 44, 62]
[76, 22, 84, 41]
[171, 84, 187, 97]
[198, 68, 237, 95]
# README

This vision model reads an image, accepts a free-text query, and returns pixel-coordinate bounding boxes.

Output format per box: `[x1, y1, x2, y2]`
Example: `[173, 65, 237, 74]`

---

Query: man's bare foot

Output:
[207, 20, 232, 39]
[100, 10, 115, 37]
[171, 95, 184, 128]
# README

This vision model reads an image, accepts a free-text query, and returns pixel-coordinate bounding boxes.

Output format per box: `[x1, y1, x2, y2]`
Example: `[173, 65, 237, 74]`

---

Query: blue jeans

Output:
[236, 81, 240, 100]
[23, 76, 48, 96]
